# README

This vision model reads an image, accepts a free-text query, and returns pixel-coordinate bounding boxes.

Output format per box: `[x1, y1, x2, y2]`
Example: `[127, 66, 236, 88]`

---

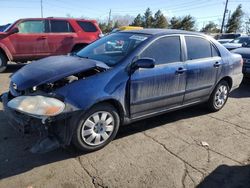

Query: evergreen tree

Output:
[226, 4, 244, 33]
[143, 8, 154, 28]
[180, 15, 195, 31]
[153, 10, 168, 28]
[200, 21, 220, 33]
[170, 17, 181, 29]
[131, 14, 143, 26]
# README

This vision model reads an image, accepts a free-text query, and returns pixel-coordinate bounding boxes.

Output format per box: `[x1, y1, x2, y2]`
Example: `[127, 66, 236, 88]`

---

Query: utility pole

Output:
[108, 9, 111, 25]
[40, 0, 43, 18]
[220, 0, 229, 33]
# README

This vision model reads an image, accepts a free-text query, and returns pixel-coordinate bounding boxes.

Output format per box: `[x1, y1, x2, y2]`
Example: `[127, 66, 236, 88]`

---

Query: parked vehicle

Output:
[223, 36, 250, 50]
[0, 24, 11, 32]
[231, 42, 250, 77]
[216, 33, 247, 44]
[111, 26, 143, 33]
[0, 17, 102, 72]
[1, 29, 243, 153]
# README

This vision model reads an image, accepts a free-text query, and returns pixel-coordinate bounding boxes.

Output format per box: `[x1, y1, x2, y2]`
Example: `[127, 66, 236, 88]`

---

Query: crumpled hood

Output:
[11, 55, 109, 90]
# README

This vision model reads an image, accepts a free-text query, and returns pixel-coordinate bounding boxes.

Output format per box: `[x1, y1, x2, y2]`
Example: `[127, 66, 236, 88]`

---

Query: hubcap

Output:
[214, 85, 228, 108]
[81, 111, 115, 146]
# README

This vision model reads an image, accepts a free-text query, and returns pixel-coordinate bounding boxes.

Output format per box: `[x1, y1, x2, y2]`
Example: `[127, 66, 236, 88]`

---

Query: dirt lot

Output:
[0, 65, 250, 188]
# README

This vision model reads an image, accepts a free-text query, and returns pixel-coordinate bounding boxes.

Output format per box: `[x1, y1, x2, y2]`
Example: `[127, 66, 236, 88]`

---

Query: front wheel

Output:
[72, 103, 120, 152]
[207, 80, 230, 112]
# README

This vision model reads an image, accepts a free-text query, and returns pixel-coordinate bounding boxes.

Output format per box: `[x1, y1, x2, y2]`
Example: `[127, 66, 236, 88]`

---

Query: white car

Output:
[223, 37, 250, 50]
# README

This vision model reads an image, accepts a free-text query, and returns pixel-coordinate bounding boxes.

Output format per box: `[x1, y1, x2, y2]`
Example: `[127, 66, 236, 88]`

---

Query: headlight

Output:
[7, 96, 65, 117]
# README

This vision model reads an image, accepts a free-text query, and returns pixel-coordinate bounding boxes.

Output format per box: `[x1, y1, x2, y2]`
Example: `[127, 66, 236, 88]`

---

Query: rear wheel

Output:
[72, 103, 120, 152]
[0, 53, 7, 73]
[207, 80, 229, 112]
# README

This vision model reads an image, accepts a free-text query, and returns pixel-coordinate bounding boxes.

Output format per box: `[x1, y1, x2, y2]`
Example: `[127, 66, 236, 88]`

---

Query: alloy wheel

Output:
[214, 85, 228, 108]
[81, 111, 115, 146]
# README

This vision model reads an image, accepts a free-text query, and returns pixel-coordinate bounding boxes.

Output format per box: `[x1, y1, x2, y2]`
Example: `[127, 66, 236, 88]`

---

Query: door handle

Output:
[214, 62, 221, 68]
[176, 67, 187, 74]
[38, 36, 47, 40]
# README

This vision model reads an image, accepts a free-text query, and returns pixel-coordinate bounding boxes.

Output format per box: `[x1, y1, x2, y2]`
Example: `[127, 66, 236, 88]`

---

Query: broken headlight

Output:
[7, 96, 65, 117]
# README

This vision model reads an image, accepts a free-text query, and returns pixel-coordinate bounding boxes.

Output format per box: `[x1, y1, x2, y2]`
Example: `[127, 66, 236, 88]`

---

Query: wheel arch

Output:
[218, 76, 233, 90]
[0, 44, 12, 61]
[95, 99, 125, 124]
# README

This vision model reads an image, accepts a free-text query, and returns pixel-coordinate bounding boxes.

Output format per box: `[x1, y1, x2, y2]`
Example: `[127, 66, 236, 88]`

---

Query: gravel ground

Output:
[0, 64, 250, 188]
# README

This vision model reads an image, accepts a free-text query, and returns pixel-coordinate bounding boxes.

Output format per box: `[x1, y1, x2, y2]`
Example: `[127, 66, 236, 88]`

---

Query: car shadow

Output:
[0, 105, 209, 180]
[197, 164, 250, 188]
[230, 78, 250, 98]
[3, 64, 25, 73]
[0, 82, 249, 180]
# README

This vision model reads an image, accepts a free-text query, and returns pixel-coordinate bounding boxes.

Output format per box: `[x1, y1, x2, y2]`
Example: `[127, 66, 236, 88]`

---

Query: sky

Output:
[0, 0, 249, 29]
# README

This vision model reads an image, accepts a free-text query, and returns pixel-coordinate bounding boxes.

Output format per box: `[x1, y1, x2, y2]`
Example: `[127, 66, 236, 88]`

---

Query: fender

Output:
[0, 43, 13, 61]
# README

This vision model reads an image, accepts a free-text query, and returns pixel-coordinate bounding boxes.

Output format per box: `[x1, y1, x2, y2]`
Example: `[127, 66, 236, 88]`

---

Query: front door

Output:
[9, 19, 50, 60]
[130, 36, 187, 118]
[183, 36, 221, 104]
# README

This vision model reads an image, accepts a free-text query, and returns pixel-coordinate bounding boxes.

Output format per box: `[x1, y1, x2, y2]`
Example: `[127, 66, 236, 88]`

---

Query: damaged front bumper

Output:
[0, 92, 80, 153]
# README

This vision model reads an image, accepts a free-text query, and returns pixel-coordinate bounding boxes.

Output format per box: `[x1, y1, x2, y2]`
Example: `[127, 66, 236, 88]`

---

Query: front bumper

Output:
[1, 92, 80, 153]
[1, 92, 34, 134]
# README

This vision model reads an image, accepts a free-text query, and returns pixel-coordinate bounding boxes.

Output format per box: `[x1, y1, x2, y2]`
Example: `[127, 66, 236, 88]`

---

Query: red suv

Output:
[0, 17, 102, 72]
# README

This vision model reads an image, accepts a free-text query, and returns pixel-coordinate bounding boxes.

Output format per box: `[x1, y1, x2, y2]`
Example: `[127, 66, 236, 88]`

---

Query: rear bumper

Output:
[231, 73, 243, 91]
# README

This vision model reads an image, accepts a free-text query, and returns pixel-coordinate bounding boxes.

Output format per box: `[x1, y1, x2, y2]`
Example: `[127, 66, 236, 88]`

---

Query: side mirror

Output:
[8, 27, 19, 35]
[132, 58, 155, 70]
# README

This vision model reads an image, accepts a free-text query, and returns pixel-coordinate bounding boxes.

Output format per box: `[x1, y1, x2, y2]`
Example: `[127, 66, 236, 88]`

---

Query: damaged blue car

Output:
[1, 29, 243, 153]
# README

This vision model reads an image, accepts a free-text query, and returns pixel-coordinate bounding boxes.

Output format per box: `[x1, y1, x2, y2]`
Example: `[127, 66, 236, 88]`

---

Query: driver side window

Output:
[18, 20, 45, 33]
[140, 36, 181, 65]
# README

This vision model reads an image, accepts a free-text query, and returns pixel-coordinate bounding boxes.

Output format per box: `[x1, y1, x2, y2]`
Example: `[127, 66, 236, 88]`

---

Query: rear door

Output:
[8, 19, 50, 60]
[47, 20, 76, 55]
[130, 36, 187, 118]
[183, 36, 222, 104]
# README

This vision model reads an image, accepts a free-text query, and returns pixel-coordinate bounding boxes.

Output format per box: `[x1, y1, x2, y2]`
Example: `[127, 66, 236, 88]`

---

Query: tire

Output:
[207, 80, 230, 112]
[72, 103, 120, 152]
[0, 53, 7, 73]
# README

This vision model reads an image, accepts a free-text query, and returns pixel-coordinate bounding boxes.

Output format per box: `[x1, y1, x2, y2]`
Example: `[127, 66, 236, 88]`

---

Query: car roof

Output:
[121, 28, 206, 36]
[17, 17, 97, 22]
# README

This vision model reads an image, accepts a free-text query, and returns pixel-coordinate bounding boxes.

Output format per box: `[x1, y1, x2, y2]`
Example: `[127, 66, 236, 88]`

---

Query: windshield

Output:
[230, 37, 250, 44]
[76, 32, 150, 67]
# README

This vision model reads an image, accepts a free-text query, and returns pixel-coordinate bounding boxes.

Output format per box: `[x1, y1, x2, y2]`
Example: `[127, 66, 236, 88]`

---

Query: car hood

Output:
[231, 48, 250, 58]
[11, 55, 109, 90]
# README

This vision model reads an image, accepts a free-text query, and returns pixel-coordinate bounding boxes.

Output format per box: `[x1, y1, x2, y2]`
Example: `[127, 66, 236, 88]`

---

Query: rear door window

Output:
[50, 20, 74, 33]
[77, 21, 97, 32]
[18, 20, 45, 33]
[185, 36, 212, 60]
[140, 36, 181, 65]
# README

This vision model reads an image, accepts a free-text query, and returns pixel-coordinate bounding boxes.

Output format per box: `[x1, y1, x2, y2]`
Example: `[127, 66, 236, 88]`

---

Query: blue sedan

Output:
[1, 29, 243, 153]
